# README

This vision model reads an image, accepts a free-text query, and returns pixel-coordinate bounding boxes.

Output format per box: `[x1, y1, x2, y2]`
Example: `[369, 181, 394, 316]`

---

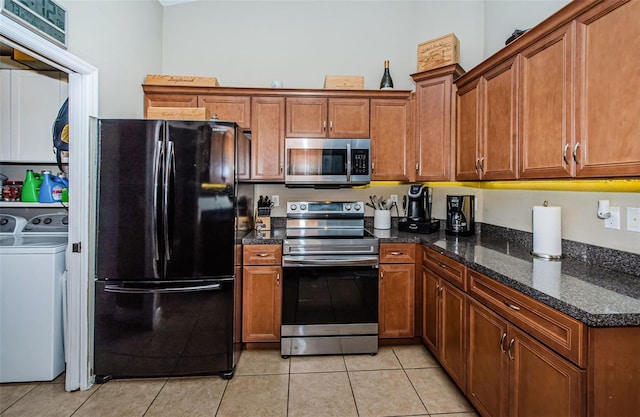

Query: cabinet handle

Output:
[415, 162, 419, 172]
[508, 338, 515, 360]
[475, 159, 479, 173]
[563, 144, 570, 165]
[573, 142, 580, 164]
[280, 163, 283, 174]
[329, 120, 333, 132]
[256, 253, 270, 257]
[503, 300, 521, 311]
[323, 120, 327, 132]
[439, 263, 446, 269]
[276, 273, 280, 286]
[390, 251, 403, 256]
[479, 157, 484, 171]
[380, 271, 384, 284]
[500, 332, 507, 354]
[371, 161, 375, 172]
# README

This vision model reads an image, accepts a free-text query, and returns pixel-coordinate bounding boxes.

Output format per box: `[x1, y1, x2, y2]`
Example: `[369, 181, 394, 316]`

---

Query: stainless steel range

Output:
[281, 201, 379, 357]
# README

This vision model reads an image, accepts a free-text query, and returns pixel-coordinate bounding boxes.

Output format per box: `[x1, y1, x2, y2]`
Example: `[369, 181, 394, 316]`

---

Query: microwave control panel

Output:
[351, 149, 370, 175]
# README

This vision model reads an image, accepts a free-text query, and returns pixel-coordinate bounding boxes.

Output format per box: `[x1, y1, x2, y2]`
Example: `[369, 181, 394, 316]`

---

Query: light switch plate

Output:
[271, 195, 280, 207]
[627, 207, 640, 232]
[605, 206, 620, 230]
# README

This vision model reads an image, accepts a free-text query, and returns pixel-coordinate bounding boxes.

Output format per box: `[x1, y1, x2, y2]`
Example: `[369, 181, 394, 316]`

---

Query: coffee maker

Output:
[398, 184, 440, 234]
[446, 195, 475, 236]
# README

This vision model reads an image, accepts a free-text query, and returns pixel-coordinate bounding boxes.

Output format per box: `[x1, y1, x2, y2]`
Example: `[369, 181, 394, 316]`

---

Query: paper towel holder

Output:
[530, 200, 563, 261]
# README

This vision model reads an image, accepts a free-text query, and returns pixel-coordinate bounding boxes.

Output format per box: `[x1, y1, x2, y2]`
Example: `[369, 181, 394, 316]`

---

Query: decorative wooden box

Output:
[146, 107, 210, 120]
[144, 74, 219, 87]
[323, 75, 365, 90]
[417, 33, 460, 72]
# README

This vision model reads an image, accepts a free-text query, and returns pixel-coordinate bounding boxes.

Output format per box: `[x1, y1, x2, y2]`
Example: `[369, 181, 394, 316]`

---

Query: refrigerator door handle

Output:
[104, 283, 222, 294]
[152, 139, 163, 276]
[164, 140, 175, 262]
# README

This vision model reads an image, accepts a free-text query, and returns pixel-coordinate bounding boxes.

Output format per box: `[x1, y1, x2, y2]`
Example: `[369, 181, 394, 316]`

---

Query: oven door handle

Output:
[282, 256, 379, 267]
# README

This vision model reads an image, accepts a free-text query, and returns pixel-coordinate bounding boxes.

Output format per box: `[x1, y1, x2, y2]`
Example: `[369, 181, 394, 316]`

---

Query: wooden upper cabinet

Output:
[518, 23, 573, 179]
[250, 97, 285, 180]
[412, 65, 463, 181]
[286, 97, 369, 138]
[144, 93, 197, 117]
[370, 98, 411, 181]
[456, 78, 481, 180]
[198, 95, 251, 129]
[482, 57, 518, 180]
[574, 0, 640, 177]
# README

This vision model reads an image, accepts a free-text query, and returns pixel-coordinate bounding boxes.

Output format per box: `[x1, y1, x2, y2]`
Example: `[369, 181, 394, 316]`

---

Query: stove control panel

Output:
[287, 201, 364, 217]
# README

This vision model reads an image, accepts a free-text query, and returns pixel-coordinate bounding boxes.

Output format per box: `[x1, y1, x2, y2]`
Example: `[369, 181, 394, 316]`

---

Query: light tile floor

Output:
[0, 344, 479, 417]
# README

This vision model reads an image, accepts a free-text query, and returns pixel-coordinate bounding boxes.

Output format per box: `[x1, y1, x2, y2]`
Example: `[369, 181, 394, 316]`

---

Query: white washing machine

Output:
[0, 213, 68, 383]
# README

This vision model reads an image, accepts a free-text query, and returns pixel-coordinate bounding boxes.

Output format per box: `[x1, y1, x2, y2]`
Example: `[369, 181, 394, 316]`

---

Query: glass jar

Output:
[2, 180, 23, 201]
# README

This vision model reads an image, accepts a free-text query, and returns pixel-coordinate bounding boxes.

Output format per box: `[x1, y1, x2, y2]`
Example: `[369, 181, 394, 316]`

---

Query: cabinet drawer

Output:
[243, 245, 282, 265]
[422, 246, 466, 290]
[380, 243, 416, 263]
[468, 270, 586, 367]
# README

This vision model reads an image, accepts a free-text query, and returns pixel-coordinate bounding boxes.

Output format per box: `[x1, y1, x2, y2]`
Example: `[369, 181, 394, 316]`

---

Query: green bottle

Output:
[21, 169, 39, 202]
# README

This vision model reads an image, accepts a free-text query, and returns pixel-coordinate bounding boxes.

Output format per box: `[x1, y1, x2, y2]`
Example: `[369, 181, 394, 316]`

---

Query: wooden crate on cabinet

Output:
[242, 245, 282, 343]
[411, 64, 464, 181]
[379, 243, 416, 338]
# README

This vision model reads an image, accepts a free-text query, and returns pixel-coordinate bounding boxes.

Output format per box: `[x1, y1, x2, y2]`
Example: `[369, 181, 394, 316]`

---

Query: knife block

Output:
[255, 208, 271, 231]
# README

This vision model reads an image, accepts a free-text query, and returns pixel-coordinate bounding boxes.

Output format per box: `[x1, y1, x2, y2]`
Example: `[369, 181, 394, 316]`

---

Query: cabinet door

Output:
[198, 95, 251, 129]
[456, 78, 481, 180]
[415, 74, 455, 181]
[8, 70, 66, 162]
[574, 0, 640, 177]
[482, 57, 518, 180]
[467, 298, 509, 417]
[242, 265, 281, 342]
[328, 98, 369, 138]
[285, 97, 327, 137]
[144, 93, 198, 116]
[379, 263, 415, 338]
[509, 326, 584, 417]
[251, 97, 285, 180]
[370, 98, 411, 181]
[440, 279, 466, 391]
[518, 24, 573, 179]
[422, 266, 439, 354]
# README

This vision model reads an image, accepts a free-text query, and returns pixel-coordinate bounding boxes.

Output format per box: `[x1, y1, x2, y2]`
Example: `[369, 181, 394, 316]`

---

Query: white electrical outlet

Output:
[271, 195, 279, 207]
[627, 207, 640, 232]
[390, 195, 398, 204]
[604, 206, 620, 230]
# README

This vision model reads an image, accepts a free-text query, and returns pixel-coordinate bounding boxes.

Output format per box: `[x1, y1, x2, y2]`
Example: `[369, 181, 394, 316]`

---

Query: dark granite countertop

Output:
[242, 226, 640, 327]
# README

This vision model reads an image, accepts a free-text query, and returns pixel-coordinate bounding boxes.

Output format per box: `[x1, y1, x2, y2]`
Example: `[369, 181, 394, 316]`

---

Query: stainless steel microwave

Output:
[284, 138, 371, 187]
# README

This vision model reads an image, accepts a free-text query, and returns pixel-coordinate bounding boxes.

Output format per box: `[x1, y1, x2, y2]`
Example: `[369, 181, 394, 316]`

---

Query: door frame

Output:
[1, 16, 98, 391]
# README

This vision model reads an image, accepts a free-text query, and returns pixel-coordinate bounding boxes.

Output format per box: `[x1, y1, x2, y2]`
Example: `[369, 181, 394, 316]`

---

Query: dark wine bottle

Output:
[379, 60, 394, 90]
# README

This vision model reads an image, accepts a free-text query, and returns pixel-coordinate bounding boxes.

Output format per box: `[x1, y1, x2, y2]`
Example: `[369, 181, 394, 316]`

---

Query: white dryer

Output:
[0, 213, 68, 383]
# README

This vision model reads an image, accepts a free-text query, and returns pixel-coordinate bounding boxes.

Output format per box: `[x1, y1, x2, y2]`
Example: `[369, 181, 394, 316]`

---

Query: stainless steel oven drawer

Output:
[281, 335, 378, 357]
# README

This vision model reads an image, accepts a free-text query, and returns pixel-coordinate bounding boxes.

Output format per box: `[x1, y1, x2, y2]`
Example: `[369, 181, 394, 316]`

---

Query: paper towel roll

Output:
[532, 205, 562, 258]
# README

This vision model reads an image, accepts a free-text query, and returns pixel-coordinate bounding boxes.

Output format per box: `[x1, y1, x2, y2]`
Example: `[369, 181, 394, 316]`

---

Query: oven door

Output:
[281, 261, 379, 332]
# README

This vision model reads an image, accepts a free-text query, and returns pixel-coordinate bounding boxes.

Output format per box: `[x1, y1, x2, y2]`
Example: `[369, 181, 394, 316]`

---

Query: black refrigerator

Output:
[93, 119, 252, 381]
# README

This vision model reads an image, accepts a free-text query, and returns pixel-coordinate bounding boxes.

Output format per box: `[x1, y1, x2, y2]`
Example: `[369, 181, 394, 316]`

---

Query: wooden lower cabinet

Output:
[379, 263, 415, 338]
[422, 262, 466, 391]
[467, 298, 584, 417]
[379, 244, 416, 338]
[242, 245, 282, 343]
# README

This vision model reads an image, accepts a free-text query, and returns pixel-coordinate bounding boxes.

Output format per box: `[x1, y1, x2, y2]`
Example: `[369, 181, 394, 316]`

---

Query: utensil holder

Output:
[374, 210, 391, 230]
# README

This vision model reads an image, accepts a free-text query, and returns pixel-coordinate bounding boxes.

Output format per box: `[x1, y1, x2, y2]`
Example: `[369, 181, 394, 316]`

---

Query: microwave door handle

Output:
[347, 142, 352, 181]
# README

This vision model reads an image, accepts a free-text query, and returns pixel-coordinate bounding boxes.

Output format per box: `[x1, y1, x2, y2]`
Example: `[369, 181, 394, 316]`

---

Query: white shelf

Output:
[0, 201, 67, 208]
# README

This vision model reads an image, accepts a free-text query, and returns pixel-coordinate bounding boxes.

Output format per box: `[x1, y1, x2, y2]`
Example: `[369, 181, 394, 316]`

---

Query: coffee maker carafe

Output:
[398, 184, 440, 234]
[446, 195, 475, 236]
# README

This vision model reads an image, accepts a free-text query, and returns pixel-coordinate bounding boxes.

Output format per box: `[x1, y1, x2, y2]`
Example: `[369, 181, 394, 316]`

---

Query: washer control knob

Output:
[44, 217, 52, 224]
[354, 203, 361, 211]
[300, 203, 307, 211]
[290, 204, 297, 211]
